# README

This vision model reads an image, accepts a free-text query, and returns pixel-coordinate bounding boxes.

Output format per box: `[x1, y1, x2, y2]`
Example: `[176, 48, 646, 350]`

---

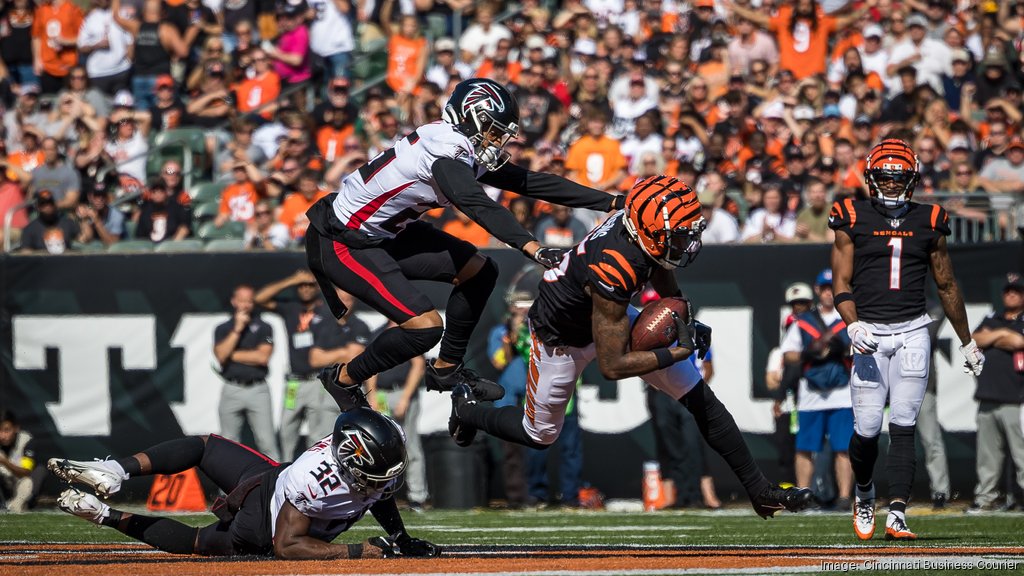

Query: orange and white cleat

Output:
[853, 489, 876, 540]
[884, 512, 917, 541]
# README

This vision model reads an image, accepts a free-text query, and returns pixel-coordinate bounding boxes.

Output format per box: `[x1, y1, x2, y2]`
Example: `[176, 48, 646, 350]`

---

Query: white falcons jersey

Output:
[331, 121, 476, 238]
[269, 435, 395, 542]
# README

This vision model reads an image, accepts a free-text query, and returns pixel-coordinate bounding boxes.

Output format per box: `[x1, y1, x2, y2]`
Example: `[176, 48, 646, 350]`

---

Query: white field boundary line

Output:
[6, 542, 1024, 551]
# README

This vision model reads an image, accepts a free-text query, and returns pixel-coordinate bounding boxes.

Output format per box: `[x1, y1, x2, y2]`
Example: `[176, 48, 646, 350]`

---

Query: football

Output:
[631, 297, 689, 351]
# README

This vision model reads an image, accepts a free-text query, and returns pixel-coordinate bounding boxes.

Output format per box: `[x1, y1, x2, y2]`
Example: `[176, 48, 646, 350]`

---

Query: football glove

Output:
[367, 532, 441, 558]
[532, 247, 567, 269]
[846, 321, 879, 355]
[671, 311, 695, 353]
[693, 320, 712, 360]
[609, 194, 626, 211]
[959, 339, 985, 376]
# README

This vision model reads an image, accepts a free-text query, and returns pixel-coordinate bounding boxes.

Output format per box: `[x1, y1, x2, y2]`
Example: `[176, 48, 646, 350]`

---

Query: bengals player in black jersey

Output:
[829, 139, 985, 541]
[450, 176, 813, 519]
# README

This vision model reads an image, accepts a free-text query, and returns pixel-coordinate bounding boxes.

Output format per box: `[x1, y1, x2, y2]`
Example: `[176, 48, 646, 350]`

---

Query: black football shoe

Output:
[425, 360, 505, 401]
[752, 485, 814, 519]
[449, 383, 477, 447]
[318, 363, 369, 410]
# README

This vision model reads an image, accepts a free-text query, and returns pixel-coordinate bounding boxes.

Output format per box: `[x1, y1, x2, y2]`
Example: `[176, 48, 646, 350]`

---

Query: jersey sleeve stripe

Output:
[929, 204, 940, 230]
[843, 198, 857, 227]
[605, 250, 637, 285]
[598, 262, 630, 290]
[829, 201, 845, 221]
[589, 263, 619, 288]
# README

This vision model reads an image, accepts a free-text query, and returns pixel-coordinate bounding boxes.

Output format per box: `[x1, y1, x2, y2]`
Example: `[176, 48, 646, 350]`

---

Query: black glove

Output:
[609, 194, 626, 211]
[693, 320, 712, 360]
[394, 532, 441, 557]
[532, 246, 568, 269]
[671, 311, 695, 353]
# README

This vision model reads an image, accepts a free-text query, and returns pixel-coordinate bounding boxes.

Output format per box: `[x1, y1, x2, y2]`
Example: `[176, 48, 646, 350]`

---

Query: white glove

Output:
[959, 339, 985, 376]
[846, 321, 879, 355]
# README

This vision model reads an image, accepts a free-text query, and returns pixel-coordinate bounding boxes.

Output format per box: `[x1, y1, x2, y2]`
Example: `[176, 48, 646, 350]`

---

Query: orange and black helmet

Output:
[864, 138, 920, 210]
[624, 175, 705, 269]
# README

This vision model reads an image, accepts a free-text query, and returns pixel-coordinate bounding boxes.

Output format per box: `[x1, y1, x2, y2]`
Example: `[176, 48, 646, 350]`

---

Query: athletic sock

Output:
[122, 437, 205, 476]
[119, 514, 199, 555]
[347, 326, 443, 383]
[856, 482, 875, 499]
[431, 361, 457, 377]
[679, 382, 770, 498]
[889, 501, 907, 515]
[438, 257, 498, 364]
[459, 403, 548, 450]
[107, 459, 132, 478]
[100, 509, 123, 527]
[887, 424, 917, 504]
[849, 433, 880, 488]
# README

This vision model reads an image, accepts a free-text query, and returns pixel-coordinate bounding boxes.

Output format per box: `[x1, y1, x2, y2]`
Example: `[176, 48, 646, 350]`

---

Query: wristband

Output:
[834, 292, 854, 306]
[653, 348, 675, 370]
[347, 543, 363, 559]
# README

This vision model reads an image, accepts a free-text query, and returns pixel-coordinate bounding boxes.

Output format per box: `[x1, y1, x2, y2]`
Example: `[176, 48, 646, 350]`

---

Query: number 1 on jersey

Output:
[887, 237, 902, 290]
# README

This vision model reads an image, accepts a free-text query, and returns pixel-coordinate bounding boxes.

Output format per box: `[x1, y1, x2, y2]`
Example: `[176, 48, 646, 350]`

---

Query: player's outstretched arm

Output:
[477, 161, 625, 212]
[274, 501, 381, 559]
[592, 291, 692, 380]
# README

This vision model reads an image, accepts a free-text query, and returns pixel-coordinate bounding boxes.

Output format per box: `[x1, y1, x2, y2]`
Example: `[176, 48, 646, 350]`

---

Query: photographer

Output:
[779, 269, 854, 509]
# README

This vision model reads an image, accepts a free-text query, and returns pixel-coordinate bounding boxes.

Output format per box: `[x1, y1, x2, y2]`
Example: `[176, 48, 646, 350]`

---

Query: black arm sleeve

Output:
[478, 161, 619, 211]
[369, 495, 406, 536]
[432, 158, 536, 251]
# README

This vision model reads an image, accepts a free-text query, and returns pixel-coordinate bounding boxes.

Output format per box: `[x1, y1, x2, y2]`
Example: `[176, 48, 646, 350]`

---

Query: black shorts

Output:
[195, 435, 282, 557]
[306, 220, 479, 324]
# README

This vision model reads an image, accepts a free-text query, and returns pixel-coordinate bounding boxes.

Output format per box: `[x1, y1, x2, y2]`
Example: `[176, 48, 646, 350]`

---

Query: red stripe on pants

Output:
[332, 241, 417, 317]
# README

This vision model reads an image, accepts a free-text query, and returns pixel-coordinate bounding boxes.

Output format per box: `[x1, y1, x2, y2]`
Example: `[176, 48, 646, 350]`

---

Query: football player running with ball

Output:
[829, 139, 985, 541]
[305, 78, 624, 405]
[449, 176, 813, 519]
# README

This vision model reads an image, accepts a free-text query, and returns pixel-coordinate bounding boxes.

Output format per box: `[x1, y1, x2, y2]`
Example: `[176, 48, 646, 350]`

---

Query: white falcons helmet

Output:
[442, 78, 521, 171]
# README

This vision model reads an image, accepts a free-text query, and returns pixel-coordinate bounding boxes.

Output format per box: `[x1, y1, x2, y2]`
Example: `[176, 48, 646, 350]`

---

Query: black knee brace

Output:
[440, 257, 498, 364]
[848, 433, 880, 488]
[887, 423, 917, 503]
[347, 325, 444, 383]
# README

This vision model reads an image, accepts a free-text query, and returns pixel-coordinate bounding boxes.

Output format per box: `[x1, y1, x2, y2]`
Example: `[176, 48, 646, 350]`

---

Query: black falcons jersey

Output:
[529, 212, 655, 347]
[828, 199, 950, 323]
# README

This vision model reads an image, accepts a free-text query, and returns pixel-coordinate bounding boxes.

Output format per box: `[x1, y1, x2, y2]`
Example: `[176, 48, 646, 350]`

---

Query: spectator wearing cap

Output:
[610, 74, 658, 140]
[882, 65, 919, 122]
[315, 99, 355, 163]
[267, 2, 311, 85]
[974, 120, 1011, 171]
[305, 0, 355, 83]
[511, 64, 565, 148]
[113, 0, 191, 110]
[30, 136, 79, 209]
[741, 184, 796, 244]
[133, 179, 191, 243]
[794, 178, 832, 243]
[30, 0, 84, 94]
[969, 52, 1015, 110]
[619, 113, 663, 175]
[979, 137, 1024, 194]
[18, 189, 78, 253]
[312, 77, 356, 129]
[382, 10, 426, 96]
[217, 119, 267, 178]
[148, 75, 186, 131]
[244, 199, 290, 250]
[459, 2, 511, 66]
[185, 60, 234, 129]
[75, 177, 124, 246]
[565, 109, 627, 193]
[768, 282, 814, 482]
[425, 37, 473, 90]
[886, 12, 951, 96]
[103, 91, 150, 181]
[1, 0, 39, 87]
[697, 186, 739, 245]
[968, 273, 1024, 513]
[727, 14, 778, 76]
[235, 48, 281, 121]
[4, 84, 47, 152]
[942, 48, 975, 112]
[76, 0, 133, 96]
[156, 159, 192, 212]
[727, 0, 873, 81]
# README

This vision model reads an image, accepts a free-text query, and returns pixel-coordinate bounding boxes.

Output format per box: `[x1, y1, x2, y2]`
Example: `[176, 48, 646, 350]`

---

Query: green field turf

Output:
[3, 508, 1023, 575]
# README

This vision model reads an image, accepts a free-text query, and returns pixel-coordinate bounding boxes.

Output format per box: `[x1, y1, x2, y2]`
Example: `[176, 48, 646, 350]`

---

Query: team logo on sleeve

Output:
[336, 430, 375, 467]
[463, 82, 506, 114]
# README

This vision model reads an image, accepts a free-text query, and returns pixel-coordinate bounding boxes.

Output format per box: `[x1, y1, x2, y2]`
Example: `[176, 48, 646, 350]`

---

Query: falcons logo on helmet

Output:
[462, 82, 506, 115]
[337, 430, 375, 466]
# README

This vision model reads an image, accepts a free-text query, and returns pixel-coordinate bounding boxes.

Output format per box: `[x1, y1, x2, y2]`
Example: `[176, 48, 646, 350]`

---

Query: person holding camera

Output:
[779, 269, 854, 510]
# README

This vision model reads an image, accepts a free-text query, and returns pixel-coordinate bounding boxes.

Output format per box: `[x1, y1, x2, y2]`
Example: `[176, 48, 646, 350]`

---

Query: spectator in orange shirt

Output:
[216, 162, 266, 227]
[7, 127, 45, 173]
[234, 48, 280, 121]
[31, 0, 84, 94]
[316, 111, 355, 163]
[442, 209, 490, 248]
[278, 169, 328, 240]
[382, 12, 426, 95]
[565, 110, 627, 192]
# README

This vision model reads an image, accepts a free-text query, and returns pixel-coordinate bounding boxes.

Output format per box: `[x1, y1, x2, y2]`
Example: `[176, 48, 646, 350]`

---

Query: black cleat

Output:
[318, 363, 369, 410]
[426, 360, 505, 401]
[752, 485, 814, 519]
[449, 383, 477, 447]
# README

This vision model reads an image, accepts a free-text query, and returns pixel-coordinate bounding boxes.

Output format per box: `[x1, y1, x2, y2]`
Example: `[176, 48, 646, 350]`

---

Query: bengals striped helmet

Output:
[623, 175, 705, 269]
[864, 139, 920, 210]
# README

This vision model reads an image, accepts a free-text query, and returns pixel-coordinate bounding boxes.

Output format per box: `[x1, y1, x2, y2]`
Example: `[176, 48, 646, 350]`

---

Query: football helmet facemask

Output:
[442, 78, 521, 171]
[624, 175, 706, 269]
[864, 138, 921, 211]
[331, 407, 407, 497]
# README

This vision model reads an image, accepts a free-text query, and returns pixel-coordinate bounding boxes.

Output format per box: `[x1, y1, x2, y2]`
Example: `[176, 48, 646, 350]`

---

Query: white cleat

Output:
[57, 489, 110, 525]
[48, 458, 126, 498]
[853, 487, 876, 540]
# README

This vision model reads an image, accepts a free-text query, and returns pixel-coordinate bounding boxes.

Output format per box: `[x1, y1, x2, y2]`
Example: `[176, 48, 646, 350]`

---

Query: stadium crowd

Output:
[0, 0, 1021, 252]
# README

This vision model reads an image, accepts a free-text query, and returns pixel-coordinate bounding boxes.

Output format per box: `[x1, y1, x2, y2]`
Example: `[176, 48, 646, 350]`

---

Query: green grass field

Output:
[3, 507, 1024, 575]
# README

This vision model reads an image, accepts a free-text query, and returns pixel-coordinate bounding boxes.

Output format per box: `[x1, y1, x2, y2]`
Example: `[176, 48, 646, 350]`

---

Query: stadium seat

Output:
[123, 219, 137, 239]
[150, 128, 209, 187]
[192, 201, 220, 221]
[107, 240, 155, 253]
[154, 239, 206, 252]
[76, 242, 106, 253]
[189, 182, 225, 205]
[197, 220, 246, 240]
[204, 238, 247, 252]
